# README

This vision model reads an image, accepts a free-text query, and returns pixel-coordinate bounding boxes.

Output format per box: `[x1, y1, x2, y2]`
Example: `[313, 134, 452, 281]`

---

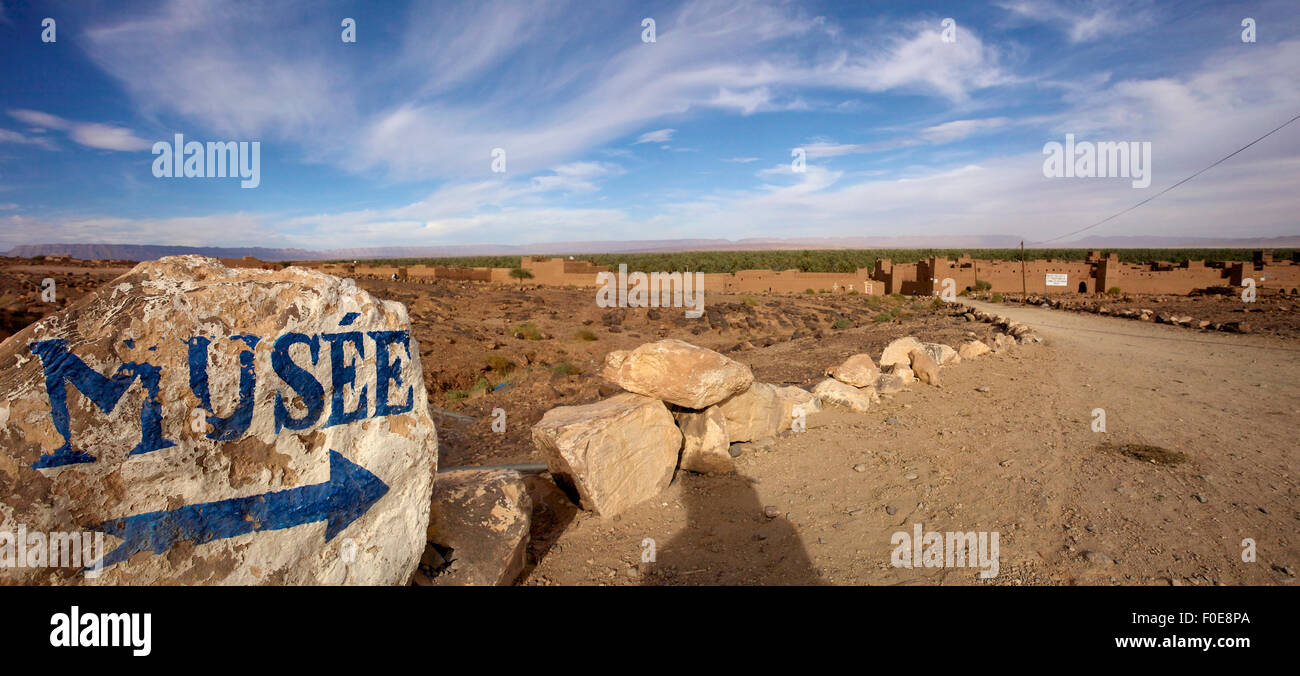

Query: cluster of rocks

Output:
[954, 304, 1043, 345]
[421, 324, 1025, 585]
[534, 339, 813, 513]
[1011, 295, 1251, 333]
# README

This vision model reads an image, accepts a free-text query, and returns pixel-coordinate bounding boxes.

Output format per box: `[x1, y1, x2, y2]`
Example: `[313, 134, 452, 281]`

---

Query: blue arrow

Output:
[90, 450, 388, 570]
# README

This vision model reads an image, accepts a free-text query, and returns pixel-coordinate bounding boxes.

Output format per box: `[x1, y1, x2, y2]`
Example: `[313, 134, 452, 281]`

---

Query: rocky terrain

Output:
[2, 257, 1295, 587]
[353, 277, 997, 469]
[0, 257, 133, 342]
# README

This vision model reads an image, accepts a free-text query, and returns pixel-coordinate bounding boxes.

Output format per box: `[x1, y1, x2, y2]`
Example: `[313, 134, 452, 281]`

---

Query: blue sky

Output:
[0, 0, 1297, 251]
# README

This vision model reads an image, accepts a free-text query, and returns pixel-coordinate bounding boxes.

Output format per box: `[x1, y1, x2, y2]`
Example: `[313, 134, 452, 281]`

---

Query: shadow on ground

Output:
[640, 471, 825, 585]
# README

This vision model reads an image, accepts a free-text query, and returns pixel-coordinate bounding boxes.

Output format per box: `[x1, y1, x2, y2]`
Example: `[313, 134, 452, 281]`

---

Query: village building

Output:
[304, 250, 1300, 297]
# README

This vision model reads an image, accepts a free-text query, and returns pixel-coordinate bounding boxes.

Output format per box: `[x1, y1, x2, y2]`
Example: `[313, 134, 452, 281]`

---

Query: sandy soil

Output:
[522, 300, 1300, 586]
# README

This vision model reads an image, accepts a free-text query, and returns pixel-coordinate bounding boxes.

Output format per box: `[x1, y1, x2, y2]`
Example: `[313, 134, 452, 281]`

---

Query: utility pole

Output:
[1020, 240, 1027, 299]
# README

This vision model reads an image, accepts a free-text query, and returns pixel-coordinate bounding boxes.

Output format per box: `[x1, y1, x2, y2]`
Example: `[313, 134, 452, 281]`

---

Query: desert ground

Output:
[352, 276, 1300, 587]
[2, 258, 1296, 586]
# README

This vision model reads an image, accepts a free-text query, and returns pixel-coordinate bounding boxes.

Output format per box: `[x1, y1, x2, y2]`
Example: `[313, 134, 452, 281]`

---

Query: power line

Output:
[1039, 111, 1300, 244]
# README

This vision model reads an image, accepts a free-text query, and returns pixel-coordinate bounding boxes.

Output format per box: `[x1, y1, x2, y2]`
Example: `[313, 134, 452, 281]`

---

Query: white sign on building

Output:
[1045, 273, 1068, 287]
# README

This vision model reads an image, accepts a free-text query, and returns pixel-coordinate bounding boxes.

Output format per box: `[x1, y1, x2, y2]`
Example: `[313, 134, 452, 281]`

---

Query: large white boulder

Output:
[879, 336, 925, 369]
[599, 339, 753, 409]
[674, 406, 733, 474]
[716, 382, 784, 442]
[811, 379, 874, 413]
[825, 354, 881, 388]
[0, 256, 437, 585]
[532, 393, 682, 517]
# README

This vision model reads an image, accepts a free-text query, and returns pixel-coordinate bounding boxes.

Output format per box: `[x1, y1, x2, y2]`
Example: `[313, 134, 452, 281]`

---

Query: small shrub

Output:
[1107, 286, 1122, 295]
[930, 297, 946, 309]
[991, 293, 1004, 303]
[551, 362, 579, 376]
[831, 317, 851, 329]
[511, 322, 543, 340]
[573, 329, 597, 342]
[975, 280, 992, 291]
[484, 354, 515, 373]
[742, 297, 757, 306]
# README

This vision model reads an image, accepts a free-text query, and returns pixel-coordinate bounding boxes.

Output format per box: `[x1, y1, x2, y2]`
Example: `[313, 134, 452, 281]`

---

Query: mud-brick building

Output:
[703, 268, 880, 295]
[516, 257, 611, 286]
[1227, 250, 1300, 294]
[1094, 253, 1230, 294]
[877, 254, 1096, 295]
[871, 259, 923, 295]
[309, 250, 1299, 297]
[406, 264, 510, 283]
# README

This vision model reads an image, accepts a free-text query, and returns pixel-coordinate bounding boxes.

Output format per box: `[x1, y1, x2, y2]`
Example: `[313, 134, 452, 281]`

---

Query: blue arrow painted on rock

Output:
[90, 450, 388, 570]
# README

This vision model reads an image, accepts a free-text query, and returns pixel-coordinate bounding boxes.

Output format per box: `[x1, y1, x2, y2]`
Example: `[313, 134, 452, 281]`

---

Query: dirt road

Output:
[525, 300, 1299, 585]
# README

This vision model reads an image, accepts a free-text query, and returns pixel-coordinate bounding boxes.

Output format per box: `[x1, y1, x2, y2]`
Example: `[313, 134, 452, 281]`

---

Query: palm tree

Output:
[509, 267, 534, 285]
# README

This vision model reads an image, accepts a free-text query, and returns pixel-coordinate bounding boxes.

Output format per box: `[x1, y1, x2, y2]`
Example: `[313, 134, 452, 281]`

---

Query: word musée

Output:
[596, 264, 704, 318]
[152, 133, 260, 188]
[26, 327, 414, 470]
[50, 606, 151, 657]
[1042, 133, 1151, 188]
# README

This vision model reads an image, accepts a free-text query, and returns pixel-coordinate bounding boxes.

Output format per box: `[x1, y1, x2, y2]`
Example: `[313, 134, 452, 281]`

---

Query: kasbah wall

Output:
[300, 250, 1300, 297]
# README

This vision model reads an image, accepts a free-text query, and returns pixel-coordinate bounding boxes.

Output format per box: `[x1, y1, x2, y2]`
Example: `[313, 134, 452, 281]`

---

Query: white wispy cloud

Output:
[0, 128, 58, 150]
[996, 0, 1155, 43]
[634, 129, 676, 144]
[919, 117, 1012, 143]
[78, 0, 1011, 180]
[7, 109, 150, 151]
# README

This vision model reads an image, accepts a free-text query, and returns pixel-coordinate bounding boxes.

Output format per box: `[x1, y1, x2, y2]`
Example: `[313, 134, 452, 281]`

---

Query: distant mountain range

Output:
[7, 235, 1299, 262]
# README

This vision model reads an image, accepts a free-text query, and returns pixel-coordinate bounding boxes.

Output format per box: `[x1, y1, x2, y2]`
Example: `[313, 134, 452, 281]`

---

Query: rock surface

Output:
[716, 382, 784, 442]
[674, 406, 733, 474]
[921, 342, 961, 366]
[599, 339, 753, 409]
[879, 336, 925, 369]
[957, 339, 991, 360]
[811, 378, 873, 413]
[414, 468, 531, 586]
[909, 348, 941, 387]
[874, 372, 907, 395]
[776, 385, 821, 430]
[825, 354, 880, 387]
[0, 256, 438, 585]
[532, 392, 682, 517]
[886, 362, 914, 384]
